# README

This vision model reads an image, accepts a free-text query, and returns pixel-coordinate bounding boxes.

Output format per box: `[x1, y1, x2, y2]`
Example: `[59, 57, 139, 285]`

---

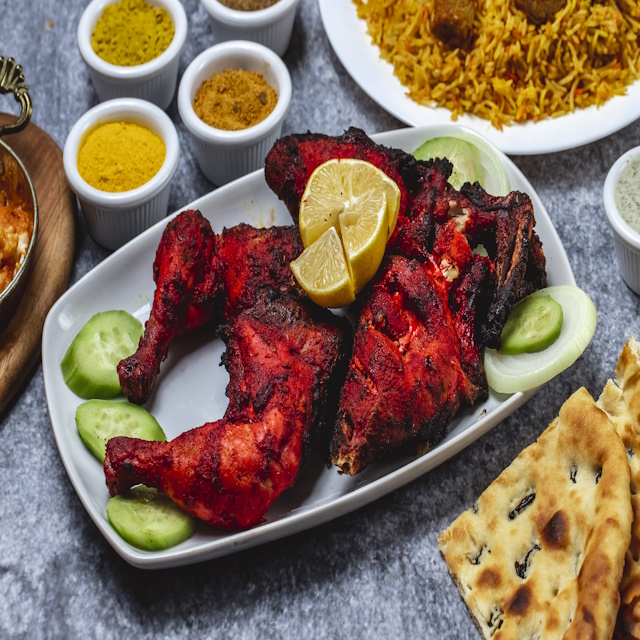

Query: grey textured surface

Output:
[1, 0, 639, 638]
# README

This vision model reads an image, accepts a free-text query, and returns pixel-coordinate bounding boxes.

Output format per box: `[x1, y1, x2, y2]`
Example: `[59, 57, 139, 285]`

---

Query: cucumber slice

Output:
[76, 400, 166, 462]
[484, 286, 597, 394]
[107, 486, 195, 551]
[412, 132, 510, 196]
[413, 137, 482, 190]
[500, 295, 563, 355]
[61, 310, 143, 399]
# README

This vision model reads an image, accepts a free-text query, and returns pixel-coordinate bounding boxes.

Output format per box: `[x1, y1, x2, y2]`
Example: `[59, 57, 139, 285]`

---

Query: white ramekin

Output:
[200, 0, 300, 57]
[177, 40, 292, 186]
[63, 97, 180, 250]
[77, 0, 188, 110]
[604, 145, 640, 296]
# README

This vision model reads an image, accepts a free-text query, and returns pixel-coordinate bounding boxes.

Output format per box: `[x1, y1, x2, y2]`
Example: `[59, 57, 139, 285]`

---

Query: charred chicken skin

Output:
[106, 297, 348, 528]
[331, 255, 488, 474]
[266, 127, 547, 474]
[117, 211, 303, 405]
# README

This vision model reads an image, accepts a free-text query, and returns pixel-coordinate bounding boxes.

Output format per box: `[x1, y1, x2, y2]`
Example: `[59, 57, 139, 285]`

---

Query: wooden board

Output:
[0, 114, 76, 414]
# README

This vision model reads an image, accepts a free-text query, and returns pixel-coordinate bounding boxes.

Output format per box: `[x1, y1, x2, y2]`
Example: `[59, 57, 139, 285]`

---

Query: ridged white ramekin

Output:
[77, 0, 187, 109]
[177, 40, 292, 186]
[604, 145, 640, 296]
[63, 98, 180, 250]
[200, 0, 300, 57]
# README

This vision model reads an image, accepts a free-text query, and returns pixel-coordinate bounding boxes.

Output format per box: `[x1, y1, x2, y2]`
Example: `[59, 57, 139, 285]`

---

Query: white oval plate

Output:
[42, 125, 574, 569]
[319, 0, 640, 156]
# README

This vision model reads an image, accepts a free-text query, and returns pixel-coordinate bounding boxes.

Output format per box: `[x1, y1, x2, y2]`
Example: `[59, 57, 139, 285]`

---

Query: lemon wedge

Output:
[299, 158, 401, 247]
[290, 226, 355, 308]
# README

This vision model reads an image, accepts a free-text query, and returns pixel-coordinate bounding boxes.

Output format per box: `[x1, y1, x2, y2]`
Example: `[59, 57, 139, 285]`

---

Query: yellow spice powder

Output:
[193, 69, 278, 131]
[91, 0, 175, 66]
[78, 121, 166, 192]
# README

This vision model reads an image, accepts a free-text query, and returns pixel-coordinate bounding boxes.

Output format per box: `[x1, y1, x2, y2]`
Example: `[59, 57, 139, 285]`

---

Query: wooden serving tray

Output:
[0, 114, 76, 414]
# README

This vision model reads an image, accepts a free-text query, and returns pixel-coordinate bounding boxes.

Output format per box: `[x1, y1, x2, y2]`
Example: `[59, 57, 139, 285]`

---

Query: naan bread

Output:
[598, 337, 640, 640]
[439, 387, 632, 640]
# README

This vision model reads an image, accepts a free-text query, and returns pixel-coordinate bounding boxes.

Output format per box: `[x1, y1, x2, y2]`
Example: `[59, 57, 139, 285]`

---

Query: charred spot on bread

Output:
[541, 511, 569, 549]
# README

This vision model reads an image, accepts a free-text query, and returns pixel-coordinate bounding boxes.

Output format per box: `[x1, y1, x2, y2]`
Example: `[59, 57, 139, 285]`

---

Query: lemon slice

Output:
[340, 193, 389, 294]
[299, 158, 401, 247]
[290, 226, 355, 308]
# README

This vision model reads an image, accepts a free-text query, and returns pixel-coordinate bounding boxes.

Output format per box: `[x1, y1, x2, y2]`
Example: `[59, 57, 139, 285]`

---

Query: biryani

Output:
[354, 0, 640, 129]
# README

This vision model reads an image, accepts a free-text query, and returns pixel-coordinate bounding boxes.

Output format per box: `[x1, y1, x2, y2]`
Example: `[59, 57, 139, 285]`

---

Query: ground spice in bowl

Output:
[78, 121, 166, 192]
[217, 0, 281, 9]
[91, 0, 175, 66]
[193, 68, 278, 131]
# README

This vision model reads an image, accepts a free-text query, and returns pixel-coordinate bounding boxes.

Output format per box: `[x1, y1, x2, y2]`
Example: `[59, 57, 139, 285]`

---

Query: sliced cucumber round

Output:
[76, 399, 166, 462]
[61, 310, 143, 399]
[485, 286, 597, 394]
[107, 486, 195, 551]
[500, 295, 563, 355]
[412, 132, 510, 196]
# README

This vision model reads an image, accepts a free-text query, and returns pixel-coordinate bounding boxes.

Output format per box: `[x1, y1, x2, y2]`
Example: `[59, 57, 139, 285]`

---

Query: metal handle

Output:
[0, 57, 32, 137]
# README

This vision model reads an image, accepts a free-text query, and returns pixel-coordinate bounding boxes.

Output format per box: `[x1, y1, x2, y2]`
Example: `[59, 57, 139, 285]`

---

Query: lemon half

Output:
[293, 159, 400, 306]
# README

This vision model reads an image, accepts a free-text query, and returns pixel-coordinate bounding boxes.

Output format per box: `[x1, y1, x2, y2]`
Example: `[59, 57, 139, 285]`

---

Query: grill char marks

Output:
[330, 256, 487, 475]
[265, 127, 548, 475]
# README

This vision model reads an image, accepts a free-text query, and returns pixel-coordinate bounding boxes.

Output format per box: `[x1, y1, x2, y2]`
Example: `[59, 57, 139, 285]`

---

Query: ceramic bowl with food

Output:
[177, 40, 292, 186]
[0, 140, 39, 332]
[63, 97, 180, 250]
[200, 0, 300, 57]
[77, 0, 188, 110]
[604, 145, 640, 296]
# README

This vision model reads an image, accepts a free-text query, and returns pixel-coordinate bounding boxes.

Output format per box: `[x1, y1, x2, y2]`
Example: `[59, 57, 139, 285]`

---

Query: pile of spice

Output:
[218, 0, 280, 10]
[193, 69, 278, 131]
[78, 122, 166, 192]
[91, 0, 175, 67]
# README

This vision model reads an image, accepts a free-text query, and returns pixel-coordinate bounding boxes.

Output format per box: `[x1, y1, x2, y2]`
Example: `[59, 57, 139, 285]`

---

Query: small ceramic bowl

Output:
[177, 40, 292, 186]
[200, 0, 300, 57]
[63, 97, 180, 250]
[604, 145, 640, 295]
[77, 0, 188, 110]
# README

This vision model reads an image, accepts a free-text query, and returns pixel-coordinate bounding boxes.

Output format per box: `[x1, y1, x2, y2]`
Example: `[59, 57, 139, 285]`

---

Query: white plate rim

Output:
[42, 124, 575, 569]
[318, 0, 640, 156]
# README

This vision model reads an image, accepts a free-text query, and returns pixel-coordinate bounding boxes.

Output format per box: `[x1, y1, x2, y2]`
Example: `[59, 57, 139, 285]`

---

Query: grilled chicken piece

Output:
[215, 222, 303, 319]
[117, 210, 220, 405]
[105, 297, 349, 529]
[264, 127, 423, 229]
[331, 255, 487, 475]
[118, 213, 304, 405]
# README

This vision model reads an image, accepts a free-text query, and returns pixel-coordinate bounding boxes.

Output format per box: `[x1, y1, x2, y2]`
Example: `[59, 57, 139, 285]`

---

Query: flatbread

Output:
[598, 337, 640, 640]
[438, 387, 632, 640]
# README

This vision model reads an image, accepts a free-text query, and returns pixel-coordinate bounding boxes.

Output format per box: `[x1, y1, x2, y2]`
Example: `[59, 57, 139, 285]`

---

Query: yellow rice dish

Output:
[354, 0, 640, 129]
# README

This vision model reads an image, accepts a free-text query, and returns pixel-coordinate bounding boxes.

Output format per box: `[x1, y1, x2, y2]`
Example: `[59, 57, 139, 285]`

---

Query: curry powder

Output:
[78, 122, 166, 192]
[193, 69, 278, 131]
[91, 0, 175, 67]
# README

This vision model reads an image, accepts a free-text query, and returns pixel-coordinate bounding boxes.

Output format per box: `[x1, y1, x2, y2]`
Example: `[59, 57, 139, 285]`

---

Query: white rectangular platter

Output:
[42, 125, 575, 568]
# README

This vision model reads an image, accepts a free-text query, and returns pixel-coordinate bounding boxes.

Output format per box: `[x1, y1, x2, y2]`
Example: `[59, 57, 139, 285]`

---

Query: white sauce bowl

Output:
[200, 0, 301, 57]
[604, 145, 640, 296]
[177, 40, 292, 186]
[63, 97, 180, 250]
[78, 0, 188, 109]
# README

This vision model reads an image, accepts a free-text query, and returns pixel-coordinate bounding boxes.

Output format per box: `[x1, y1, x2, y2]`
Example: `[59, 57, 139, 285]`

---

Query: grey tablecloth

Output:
[1, 1, 639, 638]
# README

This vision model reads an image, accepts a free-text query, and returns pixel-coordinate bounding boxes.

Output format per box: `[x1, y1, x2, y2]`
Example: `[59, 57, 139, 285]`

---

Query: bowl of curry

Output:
[0, 58, 38, 332]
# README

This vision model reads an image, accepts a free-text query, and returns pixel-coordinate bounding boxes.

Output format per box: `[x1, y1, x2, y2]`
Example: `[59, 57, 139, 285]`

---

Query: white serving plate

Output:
[42, 125, 574, 569]
[319, 0, 640, 156]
